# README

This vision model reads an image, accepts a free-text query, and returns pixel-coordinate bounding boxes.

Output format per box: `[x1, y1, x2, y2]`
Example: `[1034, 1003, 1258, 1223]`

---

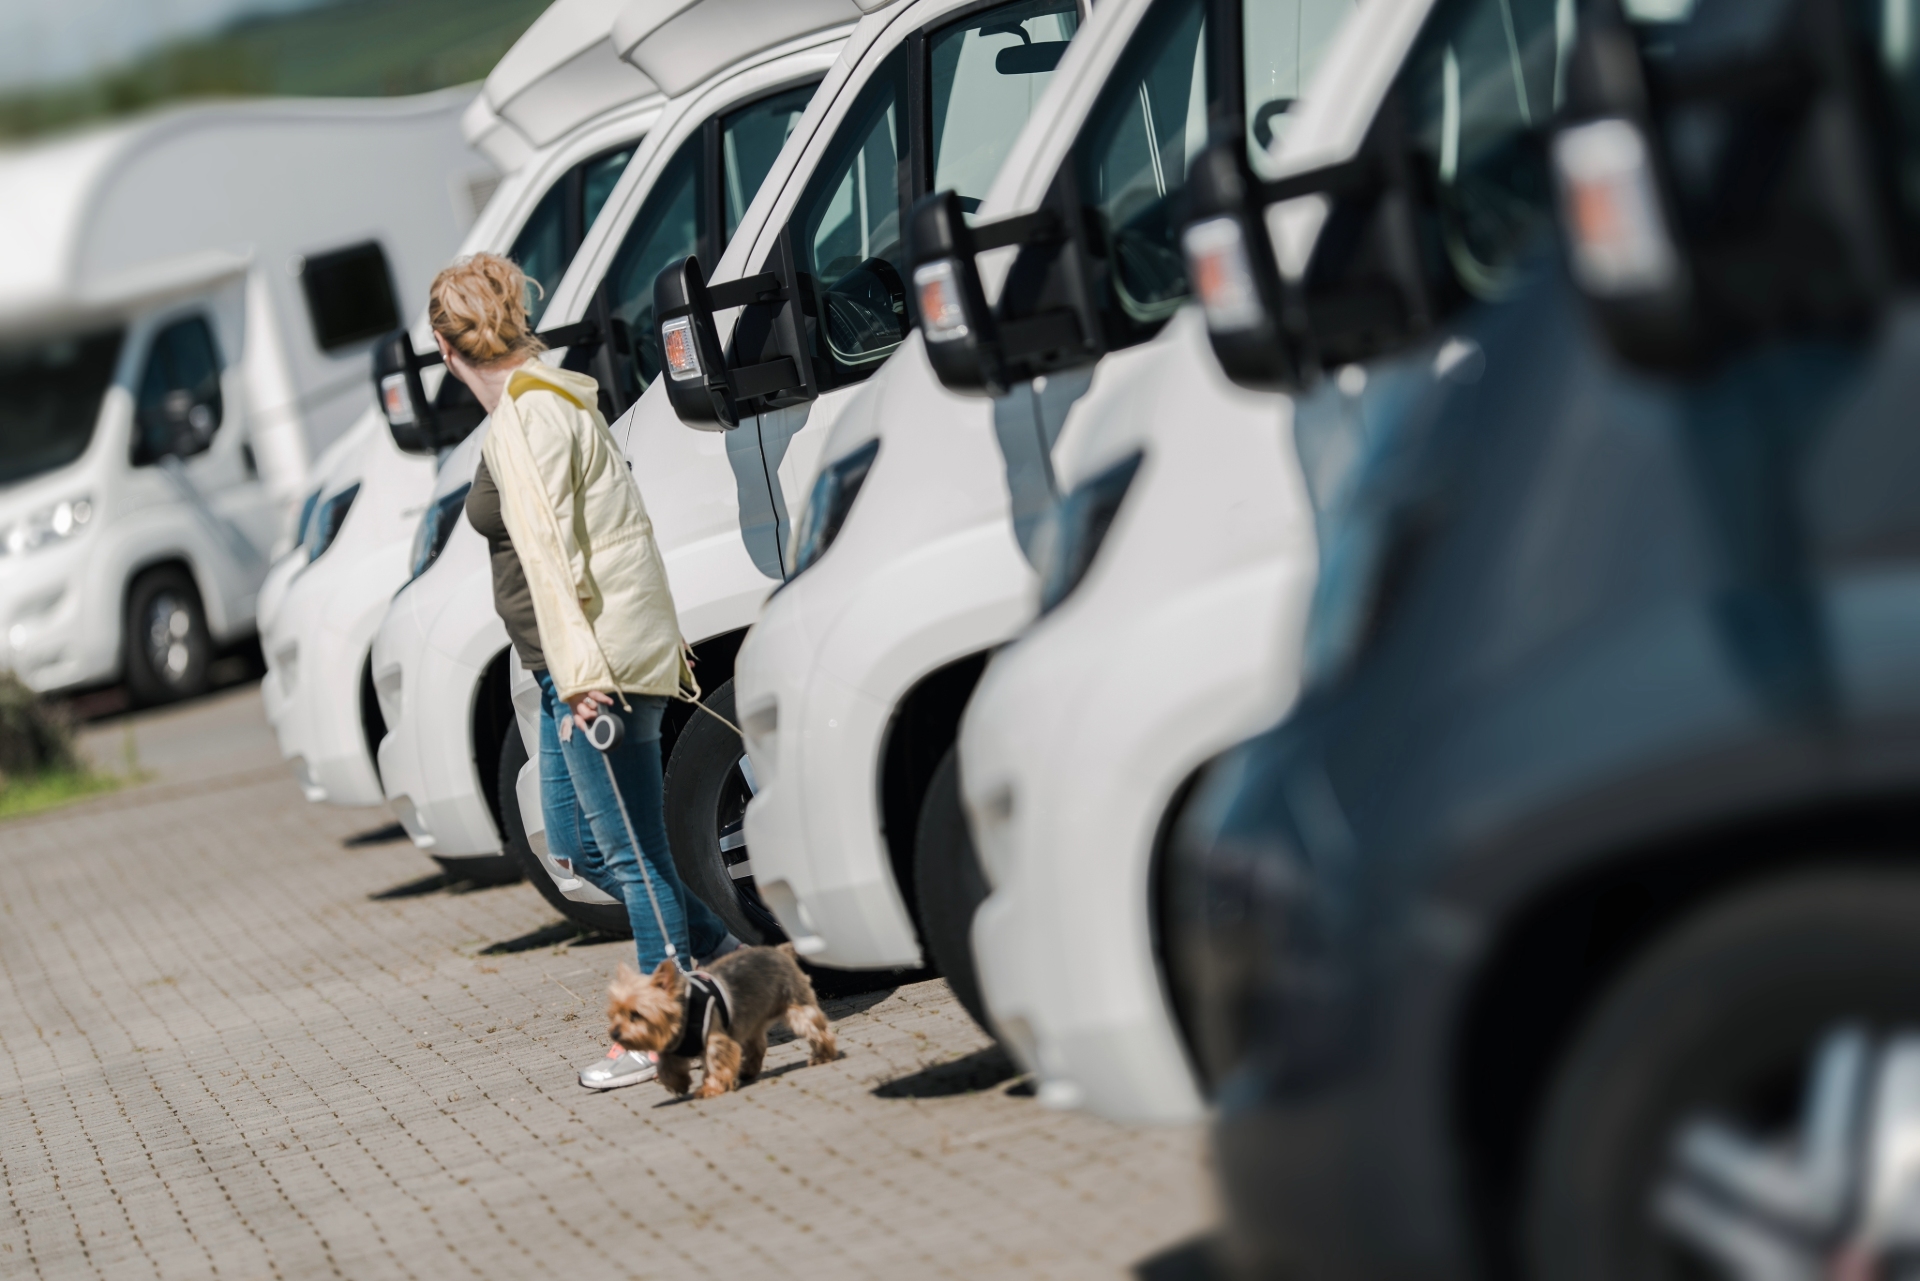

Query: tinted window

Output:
[930, 2, 1080, 212]
[509, 143, 639, 325]
[1396, 0, 1566, 299]
[134, 316, 224, 466]
[723, 84, 815, 240]
[793, 47, 911, 375]
[0, 329, 123, 488]
[603, 134, 704, 392]
[1245, 0, 1357, 162]
[299, 242, 400, 351]
[793, 0, 1079, 382]
[1075, 0, 1210, 327]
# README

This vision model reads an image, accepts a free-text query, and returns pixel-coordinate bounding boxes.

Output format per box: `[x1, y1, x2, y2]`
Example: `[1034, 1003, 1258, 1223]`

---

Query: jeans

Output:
[536, 672, 728, 972]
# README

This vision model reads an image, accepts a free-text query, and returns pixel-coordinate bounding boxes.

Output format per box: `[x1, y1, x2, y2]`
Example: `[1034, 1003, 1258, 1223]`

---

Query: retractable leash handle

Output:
[581, 708, 686, 971]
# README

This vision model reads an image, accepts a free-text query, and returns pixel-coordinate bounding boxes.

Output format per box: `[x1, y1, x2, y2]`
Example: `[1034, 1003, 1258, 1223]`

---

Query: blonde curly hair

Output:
[427, 252, 546, 366]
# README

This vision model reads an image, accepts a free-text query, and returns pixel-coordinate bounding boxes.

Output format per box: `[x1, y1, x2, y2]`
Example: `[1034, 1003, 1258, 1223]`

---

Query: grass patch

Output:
[0, 769, 125, 820]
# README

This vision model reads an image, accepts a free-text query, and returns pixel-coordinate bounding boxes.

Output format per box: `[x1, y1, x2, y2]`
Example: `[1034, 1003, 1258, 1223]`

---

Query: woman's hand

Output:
[569, 690, 614, 723]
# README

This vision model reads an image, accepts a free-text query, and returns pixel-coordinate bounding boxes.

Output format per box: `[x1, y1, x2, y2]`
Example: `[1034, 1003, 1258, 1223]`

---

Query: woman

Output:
[433, 253, 731, 1090]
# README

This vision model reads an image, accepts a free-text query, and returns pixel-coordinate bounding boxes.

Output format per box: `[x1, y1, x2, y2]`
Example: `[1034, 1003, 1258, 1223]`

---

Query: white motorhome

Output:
[259, 0, 666, 833]
[0, 92, 490, 702]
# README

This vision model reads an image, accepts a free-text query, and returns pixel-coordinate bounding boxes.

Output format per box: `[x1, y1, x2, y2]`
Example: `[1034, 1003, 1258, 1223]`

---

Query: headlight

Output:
[407, 483, 472, 585]
[307, 483, 360, 564]
[1029, 450, 1144, 617]
[786, 439, 879, 578]
[0, 495, 93, 559]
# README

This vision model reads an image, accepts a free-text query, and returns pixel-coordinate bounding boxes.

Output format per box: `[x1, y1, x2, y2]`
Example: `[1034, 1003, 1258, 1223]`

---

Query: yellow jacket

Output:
[481, 362, 695, 704]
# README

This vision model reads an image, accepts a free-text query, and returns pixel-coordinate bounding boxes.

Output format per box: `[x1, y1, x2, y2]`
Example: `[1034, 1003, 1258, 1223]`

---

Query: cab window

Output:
[0, 328, 123, 487]
[134, 316, 223, 467]
[1396, 0, 1567, 299]
[508, 142, 639, 325]
[1245, 0, 1358, 163]
[602, 84, 819, 397]
[792, 0, 1080, 385]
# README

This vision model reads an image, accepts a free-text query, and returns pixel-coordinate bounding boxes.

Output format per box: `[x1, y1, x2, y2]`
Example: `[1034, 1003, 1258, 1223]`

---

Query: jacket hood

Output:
[516, 360, 603, 404]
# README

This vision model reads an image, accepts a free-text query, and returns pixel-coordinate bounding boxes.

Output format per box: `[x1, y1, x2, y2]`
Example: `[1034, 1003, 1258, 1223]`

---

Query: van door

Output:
[132, 309, 276, 615]
[748, 0, 1083, 575]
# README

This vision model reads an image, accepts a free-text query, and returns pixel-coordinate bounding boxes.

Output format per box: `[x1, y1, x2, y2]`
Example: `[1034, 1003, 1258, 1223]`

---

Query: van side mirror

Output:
[134, 386, 222, 466]
[374, 318, 603, 454]
[907, 189, 1090, 397]
[651, 251, 813, 431]
[1182, 133, 1436, 394]
[1550, 0, 1900, 372]
[373, 329, 450, 455]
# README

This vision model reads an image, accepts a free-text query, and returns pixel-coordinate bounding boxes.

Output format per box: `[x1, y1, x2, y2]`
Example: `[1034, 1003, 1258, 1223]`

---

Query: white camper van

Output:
[259, 0, 665, 822]
[0, 92, 489, 702]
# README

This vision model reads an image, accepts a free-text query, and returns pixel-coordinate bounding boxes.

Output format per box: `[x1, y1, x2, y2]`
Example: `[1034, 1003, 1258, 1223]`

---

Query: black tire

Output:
[497, 724, 630, 934]
[663, 678, 786, 945]
[1523, 868, 1920, 1281]
[913, 745, 994, 1036]
[124, 566, 211, 705]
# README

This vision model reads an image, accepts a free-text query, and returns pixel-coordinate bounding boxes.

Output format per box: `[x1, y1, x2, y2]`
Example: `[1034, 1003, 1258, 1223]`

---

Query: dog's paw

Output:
[692, 1078, 731, 1099]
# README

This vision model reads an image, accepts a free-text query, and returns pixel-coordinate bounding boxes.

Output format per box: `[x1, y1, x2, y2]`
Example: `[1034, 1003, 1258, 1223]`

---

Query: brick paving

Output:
[1, 687, 1213, 1279]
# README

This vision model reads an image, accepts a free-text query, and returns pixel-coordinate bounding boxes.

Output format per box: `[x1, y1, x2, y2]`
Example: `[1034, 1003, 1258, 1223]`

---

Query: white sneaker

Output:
[578, 1045, 657, 1090]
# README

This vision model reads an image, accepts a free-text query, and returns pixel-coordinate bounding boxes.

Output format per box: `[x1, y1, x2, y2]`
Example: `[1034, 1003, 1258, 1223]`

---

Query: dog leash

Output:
[581, 712, 688, 973]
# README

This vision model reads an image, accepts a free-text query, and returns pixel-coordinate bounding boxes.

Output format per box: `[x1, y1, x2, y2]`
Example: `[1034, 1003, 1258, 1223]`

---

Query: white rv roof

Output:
[0, 89, 480, 331]
[471, 0, 664, 165]
[612, 0, 892, 97]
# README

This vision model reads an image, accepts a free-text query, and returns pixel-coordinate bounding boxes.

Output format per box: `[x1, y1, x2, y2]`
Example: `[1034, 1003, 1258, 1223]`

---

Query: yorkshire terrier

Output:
[607, 942, 837, 1098]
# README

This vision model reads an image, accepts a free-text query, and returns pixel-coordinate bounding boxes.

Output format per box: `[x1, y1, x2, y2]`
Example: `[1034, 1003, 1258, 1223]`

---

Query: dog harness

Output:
[668, 970, 732, 1058]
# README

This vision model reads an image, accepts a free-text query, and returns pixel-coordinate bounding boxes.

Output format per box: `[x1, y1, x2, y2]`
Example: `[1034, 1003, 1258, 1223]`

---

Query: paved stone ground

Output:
[2, 686, 1213, 1279]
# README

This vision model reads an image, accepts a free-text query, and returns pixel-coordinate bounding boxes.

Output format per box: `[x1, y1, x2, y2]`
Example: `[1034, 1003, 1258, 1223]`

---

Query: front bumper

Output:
[735, 588, 922, 968]
[735, 517, 1037, 969]
[0, 536, 116, 693]
[261, 540, 412, 808]
[963, 556, 1307, 1124]
[372, 569, 503, 859]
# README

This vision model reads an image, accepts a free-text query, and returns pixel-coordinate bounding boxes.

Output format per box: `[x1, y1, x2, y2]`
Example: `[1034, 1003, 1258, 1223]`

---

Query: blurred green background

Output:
[0, 0, 552, 143]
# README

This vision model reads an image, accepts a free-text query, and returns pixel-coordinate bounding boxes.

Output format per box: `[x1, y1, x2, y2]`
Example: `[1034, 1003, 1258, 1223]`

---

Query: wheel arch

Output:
[877, 650, 990, 938]
[471, 647, 516, 843]
[1448, 790, 1920, 1275]
[660, 628, 748, 766]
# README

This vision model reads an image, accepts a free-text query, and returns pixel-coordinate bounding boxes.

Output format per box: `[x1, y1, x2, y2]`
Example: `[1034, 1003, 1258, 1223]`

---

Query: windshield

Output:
[0, 328, 124, 489]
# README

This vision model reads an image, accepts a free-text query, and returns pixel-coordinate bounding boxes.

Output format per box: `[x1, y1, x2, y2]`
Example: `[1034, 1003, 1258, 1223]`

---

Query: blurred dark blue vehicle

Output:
[1167, 0, 1920, 1276]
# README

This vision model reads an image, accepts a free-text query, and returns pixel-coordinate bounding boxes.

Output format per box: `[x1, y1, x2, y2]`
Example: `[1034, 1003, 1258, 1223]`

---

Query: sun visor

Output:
[613, 0, 871, 97]
[483, 0, 662, 149]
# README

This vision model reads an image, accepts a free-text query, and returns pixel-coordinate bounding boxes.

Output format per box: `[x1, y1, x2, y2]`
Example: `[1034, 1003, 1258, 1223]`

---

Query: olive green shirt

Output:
[466, 456, 545, 672]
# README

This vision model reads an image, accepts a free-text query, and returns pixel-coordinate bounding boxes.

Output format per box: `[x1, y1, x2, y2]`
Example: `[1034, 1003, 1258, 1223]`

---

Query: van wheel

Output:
[913, 746, 994, 1036]
[124, 567, 210, 705]
[1523, 869, 1920, 1281]
[498, 725, 629, 935]
[663, 678, 785, 946]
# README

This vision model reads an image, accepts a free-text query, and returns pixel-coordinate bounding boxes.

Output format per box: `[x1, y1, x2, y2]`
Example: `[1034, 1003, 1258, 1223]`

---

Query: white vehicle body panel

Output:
[0, 93, 488, 694]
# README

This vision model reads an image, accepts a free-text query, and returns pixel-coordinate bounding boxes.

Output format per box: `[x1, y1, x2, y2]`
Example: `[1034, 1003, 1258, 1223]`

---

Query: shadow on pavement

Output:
[1133, 1235, 1224, 1281]
[480, 921, 625, 955]
[872, 1044, 1025, 1099]
[343, 822, 409, 848]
